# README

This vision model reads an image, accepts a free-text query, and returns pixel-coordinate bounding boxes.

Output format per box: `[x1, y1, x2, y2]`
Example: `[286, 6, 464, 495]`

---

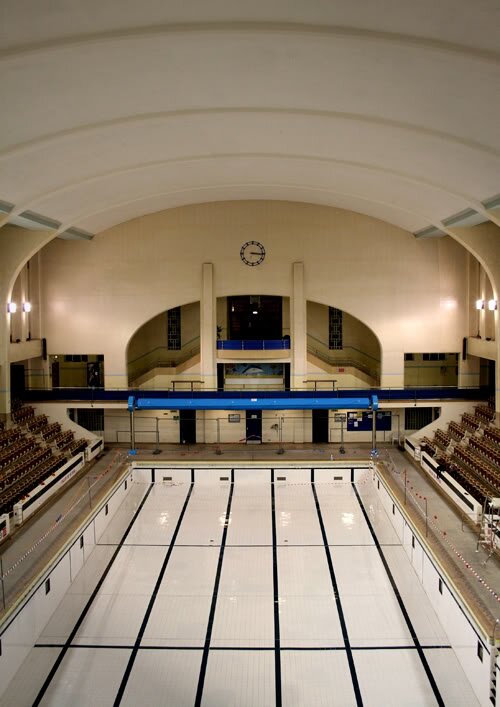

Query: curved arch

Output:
[126, 300, 201, 386]
[306, 299, 382, 386]
[57, 183, 436, 235]
[12, 151, 484, 219]
[2, 21, 499, 63]
[2, 107, 497, 161]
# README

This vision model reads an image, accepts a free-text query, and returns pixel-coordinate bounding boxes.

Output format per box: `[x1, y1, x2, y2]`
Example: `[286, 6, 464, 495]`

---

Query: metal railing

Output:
[217, 339, 290, 350]
[306, 333, 380, 380]
[127, 336, 200, 381]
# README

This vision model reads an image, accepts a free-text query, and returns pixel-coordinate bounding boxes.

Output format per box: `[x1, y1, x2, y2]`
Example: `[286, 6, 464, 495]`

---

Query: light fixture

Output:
[23, 302, 32, 313]
[252, 310, 258, 315]
[7, 302, 17, 313]
[475, 299, 485, 310]
[488, 299, 498, 311]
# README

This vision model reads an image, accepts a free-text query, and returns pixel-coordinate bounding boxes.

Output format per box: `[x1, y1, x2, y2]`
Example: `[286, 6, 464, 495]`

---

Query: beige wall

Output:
[39, 201, 469, 390]
[308, 301, 380, 352]
[404, 354, 459, 387]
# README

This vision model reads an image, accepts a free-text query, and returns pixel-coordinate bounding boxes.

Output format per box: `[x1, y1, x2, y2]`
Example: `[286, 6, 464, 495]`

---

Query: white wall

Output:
[373, 468, 493, 706]
[39, 201, 469, 389]
[0, 468, 133, 699]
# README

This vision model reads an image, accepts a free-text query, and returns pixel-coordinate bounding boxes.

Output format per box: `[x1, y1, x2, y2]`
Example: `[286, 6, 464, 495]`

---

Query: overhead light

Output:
[23, 302, 32, 312]
[488, 299, 498, 311]
[252, 310, 258, 315]
[475, 299, 485, 310]
[7, 302, 17, 313]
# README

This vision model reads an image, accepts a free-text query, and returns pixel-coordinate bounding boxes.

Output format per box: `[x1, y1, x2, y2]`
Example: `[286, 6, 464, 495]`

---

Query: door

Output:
[217, 363, 224, 392]
[312, 409, 329, 443]
[51, 360, 60, 388]
[284, 363, 291, 391]
[10, 364, 25, 397]
[179, 410, 196, 444]
[87, 361, 103, 388]
[246, 409, 262, 443]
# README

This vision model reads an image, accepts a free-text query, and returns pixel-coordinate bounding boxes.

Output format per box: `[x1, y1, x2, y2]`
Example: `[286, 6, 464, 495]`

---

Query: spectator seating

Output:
[448, 420, 467, 442]
[67, 439, 88, 457]
[434, 429, 450, 452]
[26, 414, 48, 433]
[0, 454, 67, 516]
[0, 406, 90, 518]
[54, 430, 74, 450]
[42, 422, 62, 443]
[484, 427, 500, 446]
[461, 412, 480, 433]
[0, 439, 37, 470]
[418, 403, 500, 510]
[12, 406, 35, 424]
[469, 436, 500, 466]
[0, 428, 23, 449]
[474, 405, 495, 424]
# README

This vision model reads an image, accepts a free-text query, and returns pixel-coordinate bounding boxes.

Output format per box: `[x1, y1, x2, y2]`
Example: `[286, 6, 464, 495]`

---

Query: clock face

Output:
[240, 240, 265, 267]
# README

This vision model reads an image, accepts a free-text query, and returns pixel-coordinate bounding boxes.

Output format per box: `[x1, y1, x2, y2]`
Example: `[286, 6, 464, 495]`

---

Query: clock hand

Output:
[249, 251, 262, 255]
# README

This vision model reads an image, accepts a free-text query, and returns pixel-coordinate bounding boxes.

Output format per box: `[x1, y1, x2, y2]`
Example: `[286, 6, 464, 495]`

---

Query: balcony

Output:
[217, 339, 291, 361]
[217, 339, 290, 351]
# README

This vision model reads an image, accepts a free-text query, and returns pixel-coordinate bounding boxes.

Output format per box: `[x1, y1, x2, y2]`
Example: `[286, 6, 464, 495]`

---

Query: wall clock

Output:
[240, 240, 265, 266]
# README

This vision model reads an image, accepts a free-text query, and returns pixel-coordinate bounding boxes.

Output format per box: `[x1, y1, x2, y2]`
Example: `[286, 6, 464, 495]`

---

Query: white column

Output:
[291, 262, 306, 391]
[200, 262, 217, 390]
[458, 355, 480, 389]
[0, 309, 10, 421]
[381, 351, 404, 389]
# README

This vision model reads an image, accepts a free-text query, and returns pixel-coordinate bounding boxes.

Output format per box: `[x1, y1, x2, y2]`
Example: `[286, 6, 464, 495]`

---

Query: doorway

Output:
[312, 409, 329, 443]
[228, 296, 282, 340]
[51, 360, 60, 388]
[246, 409, 262, 443]
[179, 410, 196, 444]
[10, 364, 25, 398]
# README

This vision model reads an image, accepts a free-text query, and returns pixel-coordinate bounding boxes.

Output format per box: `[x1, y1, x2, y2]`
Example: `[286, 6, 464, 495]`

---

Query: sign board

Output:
[334, 414, 347, 422]
[346, 411, 391, 432]
[228, 414, 241, 423]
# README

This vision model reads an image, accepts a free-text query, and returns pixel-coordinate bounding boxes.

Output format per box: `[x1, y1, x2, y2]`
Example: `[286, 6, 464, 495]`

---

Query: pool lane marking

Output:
[32, 482, 155, 707]
[352, 483, 445, 707]
[193, 469, 235, 707]
[312, 482, 364, 706]
[113, 481, 195, 705]
[271, 470, 283, 707]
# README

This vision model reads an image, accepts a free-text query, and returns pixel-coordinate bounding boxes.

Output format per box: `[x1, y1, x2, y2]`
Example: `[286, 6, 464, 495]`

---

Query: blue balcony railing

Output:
[217, 339, 290, 351]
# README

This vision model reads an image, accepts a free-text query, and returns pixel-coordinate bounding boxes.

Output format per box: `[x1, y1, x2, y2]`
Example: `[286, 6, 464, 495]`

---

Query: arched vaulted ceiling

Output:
[0, 1, 499, 238]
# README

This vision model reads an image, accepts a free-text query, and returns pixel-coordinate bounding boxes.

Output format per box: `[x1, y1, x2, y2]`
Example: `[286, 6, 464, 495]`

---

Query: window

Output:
[167, 307, 181, 350]
[328, 307, 343, 350]
[79, 535, 84, 549]
[477, 641, 483, 662]
[438, 578, 443, 595]
[404, 353, 414, 361]
[411, 535, 415, 549]
[405, 407, 433, 430]
[45, 578, 51, 595]
[105, 503, 109, 516]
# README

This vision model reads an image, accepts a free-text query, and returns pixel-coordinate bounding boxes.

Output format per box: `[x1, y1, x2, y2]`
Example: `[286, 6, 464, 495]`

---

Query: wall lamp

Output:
[475, 299, 485, 310]
[7, 302, 17, 313]
[23, 302, 32, 312]
[488, 299, 498, 311]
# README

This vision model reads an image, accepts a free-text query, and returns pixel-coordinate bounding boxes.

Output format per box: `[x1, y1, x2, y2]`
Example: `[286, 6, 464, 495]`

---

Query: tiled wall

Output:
[373, 469, 493, 706]
[0, 468, 133, 697]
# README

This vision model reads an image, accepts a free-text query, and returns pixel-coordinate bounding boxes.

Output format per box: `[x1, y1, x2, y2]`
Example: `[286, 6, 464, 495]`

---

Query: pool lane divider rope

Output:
[194, 470, 235, 707]
[32, 482, 155, 707]
[352, 483, 445, 707]
[311, 481, 364, 706]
